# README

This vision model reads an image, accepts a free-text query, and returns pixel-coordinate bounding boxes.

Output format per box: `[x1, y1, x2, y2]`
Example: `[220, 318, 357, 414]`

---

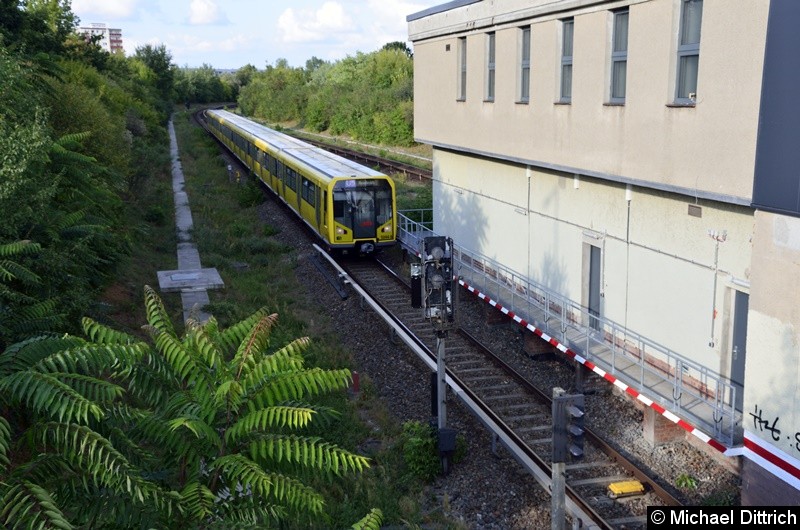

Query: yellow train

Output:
[205, 109, 397, 254]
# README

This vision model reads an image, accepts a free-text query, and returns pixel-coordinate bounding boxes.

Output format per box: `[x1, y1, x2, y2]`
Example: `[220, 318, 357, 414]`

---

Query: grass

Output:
[99, 108, 441, 528]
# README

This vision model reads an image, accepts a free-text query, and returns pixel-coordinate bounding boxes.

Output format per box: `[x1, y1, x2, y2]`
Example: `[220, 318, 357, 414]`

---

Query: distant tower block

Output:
[78, 23, 123, 54]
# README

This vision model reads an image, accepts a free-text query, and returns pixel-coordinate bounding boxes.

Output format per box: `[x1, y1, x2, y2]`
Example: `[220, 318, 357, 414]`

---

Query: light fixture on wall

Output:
[708, 229, 727, 242]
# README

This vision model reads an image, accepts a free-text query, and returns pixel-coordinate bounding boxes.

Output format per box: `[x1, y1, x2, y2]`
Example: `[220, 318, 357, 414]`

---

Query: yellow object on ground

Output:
[608, 480, 645, 498]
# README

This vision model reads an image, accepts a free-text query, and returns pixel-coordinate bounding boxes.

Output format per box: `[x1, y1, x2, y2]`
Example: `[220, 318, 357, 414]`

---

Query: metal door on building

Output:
[588, 245, 601, 331]
[731, 291, 749, 412]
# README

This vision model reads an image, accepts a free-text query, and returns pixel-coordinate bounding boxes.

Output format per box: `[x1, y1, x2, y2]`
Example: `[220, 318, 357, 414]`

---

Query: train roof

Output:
[207, 109, 386, 180]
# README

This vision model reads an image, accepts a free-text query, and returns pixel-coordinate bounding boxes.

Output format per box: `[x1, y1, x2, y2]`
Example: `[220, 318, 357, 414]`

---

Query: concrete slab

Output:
[157, 268, 224, 292]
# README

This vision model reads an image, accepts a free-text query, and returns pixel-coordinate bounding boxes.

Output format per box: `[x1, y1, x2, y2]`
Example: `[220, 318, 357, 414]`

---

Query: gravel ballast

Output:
[256, 195, 741, 529]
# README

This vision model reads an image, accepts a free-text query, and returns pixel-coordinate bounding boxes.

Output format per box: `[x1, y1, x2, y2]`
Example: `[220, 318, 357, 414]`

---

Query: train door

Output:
[277, 161, 285, 197]
[321, 190, 328, 237]
[315, 186, 321, 230]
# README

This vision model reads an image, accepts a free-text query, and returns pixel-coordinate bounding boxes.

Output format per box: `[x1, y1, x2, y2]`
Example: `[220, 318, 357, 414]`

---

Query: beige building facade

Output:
[409, 0, 800, 504]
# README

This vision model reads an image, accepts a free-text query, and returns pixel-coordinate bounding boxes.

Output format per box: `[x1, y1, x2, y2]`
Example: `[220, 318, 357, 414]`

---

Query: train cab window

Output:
[332, 178, 393, 232]
[375, 184, 393, 225]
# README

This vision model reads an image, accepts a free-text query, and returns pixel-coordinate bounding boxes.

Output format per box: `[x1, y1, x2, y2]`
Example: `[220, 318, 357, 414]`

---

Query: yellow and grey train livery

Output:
[205, 109, 397, 254]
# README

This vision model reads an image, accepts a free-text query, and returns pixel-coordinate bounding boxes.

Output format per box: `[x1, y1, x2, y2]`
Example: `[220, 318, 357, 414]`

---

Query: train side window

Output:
[302, 178, 316, 207]
[286, 167, 298, 191]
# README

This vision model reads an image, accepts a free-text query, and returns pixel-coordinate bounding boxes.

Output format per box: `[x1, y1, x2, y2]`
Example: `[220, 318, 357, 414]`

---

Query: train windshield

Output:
[332, 179, 393, 239]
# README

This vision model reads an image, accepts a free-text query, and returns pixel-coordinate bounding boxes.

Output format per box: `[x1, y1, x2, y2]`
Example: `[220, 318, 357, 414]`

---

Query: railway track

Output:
[320, 251, 681, 530]
[194, 107, 431, 181]
[193, 109, 710, 527]
[296, 138, 431, 181]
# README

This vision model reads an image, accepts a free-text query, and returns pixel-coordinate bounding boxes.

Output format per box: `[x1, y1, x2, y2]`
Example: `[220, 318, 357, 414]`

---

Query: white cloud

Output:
[188, 0, 226, 25]
[277, 2, 352, 43]
[367, 0, 425, 33]
[72, 0, 141, 19]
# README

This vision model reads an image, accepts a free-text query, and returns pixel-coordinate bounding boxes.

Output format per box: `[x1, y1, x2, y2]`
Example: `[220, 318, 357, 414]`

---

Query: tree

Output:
[381, 40, 412, 58]
[0, 0, 72, 56]
[23, 0, 76, 43]
[0, 286, 372, 528]
[235, 63, 258, 87]
[134, 43, 175, 101]
[238, 60, 308, 122]
[305, 56, 327, 74]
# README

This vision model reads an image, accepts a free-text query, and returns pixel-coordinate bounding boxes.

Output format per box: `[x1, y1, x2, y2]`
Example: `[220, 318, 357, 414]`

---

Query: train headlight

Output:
[336, 227, 345, 235]
[381, 224, 392, 233]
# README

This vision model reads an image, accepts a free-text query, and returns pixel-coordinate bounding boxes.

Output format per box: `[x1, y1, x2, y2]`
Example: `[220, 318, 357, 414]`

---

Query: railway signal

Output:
[552, 391, 585, 463]
[413, 236, 459, 474]
[419, 236, 457, 332]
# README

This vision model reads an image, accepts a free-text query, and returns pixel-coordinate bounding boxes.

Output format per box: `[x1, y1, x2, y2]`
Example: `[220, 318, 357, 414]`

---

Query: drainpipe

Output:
[707, 229, 727, 347]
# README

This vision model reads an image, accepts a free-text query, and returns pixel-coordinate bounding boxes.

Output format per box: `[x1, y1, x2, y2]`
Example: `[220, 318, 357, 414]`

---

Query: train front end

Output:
[331, 177, 396, 254]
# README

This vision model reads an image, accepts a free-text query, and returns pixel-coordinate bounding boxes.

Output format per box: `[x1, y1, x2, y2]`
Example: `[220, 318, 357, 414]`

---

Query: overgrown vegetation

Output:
[0, 1, 438, 526]
[168, 113, 446, 527]
[239, 43, 415, 146]
[0, 1, 171, 349]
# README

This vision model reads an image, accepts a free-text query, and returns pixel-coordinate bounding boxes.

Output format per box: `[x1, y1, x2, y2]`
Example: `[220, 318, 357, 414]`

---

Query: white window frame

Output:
[609, 9, 628, 104]
[519, 26, 531, 103]
[675, 0, 702, 104]
[560, 18, 574, 103]
[485, 32, 496, 102]
[457, 36, 467, 101]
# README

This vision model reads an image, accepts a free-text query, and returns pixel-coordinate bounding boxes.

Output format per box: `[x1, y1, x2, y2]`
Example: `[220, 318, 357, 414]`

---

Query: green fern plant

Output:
[128, 285, 371, 526]
[352, 507, 383, 530]
[0, 331, 175, 529]
[0, 240, 65, 347]
[0, 285, 372, 528]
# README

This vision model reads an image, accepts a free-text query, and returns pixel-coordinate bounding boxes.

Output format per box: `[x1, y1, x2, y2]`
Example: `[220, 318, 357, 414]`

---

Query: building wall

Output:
[433, 148, 753, 372]
[746, 211, 800, 461]
[411, 0, 768, 202]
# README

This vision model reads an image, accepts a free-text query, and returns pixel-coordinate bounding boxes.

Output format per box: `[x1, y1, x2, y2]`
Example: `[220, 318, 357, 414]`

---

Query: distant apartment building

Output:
[408, 0, 800, 505]
[78, 23, 123, 54]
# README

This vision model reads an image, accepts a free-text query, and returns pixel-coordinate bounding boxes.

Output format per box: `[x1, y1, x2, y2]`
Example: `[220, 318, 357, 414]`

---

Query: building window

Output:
[676, 0, 702, 103]
[457, 37, 467, 101]
[486, 32, 496, 101]
[610, 9, 628, 103]
[519, 26, 531, 102]
[560, 18, 574, 102]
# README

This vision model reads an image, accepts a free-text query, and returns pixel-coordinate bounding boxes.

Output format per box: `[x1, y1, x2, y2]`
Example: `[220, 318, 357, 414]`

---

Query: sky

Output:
[71, 0, 443, 70]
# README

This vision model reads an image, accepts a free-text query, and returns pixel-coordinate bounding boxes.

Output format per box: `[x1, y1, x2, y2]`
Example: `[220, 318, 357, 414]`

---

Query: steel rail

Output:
[313, 244, 608, 530]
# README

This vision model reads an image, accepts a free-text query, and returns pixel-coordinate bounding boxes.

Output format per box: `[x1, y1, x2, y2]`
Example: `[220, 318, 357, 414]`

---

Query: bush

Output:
[401, 421, 440, 482]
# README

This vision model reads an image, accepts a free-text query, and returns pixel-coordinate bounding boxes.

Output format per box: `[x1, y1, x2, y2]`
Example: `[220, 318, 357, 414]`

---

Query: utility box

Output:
[438, 427, 458, 454]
